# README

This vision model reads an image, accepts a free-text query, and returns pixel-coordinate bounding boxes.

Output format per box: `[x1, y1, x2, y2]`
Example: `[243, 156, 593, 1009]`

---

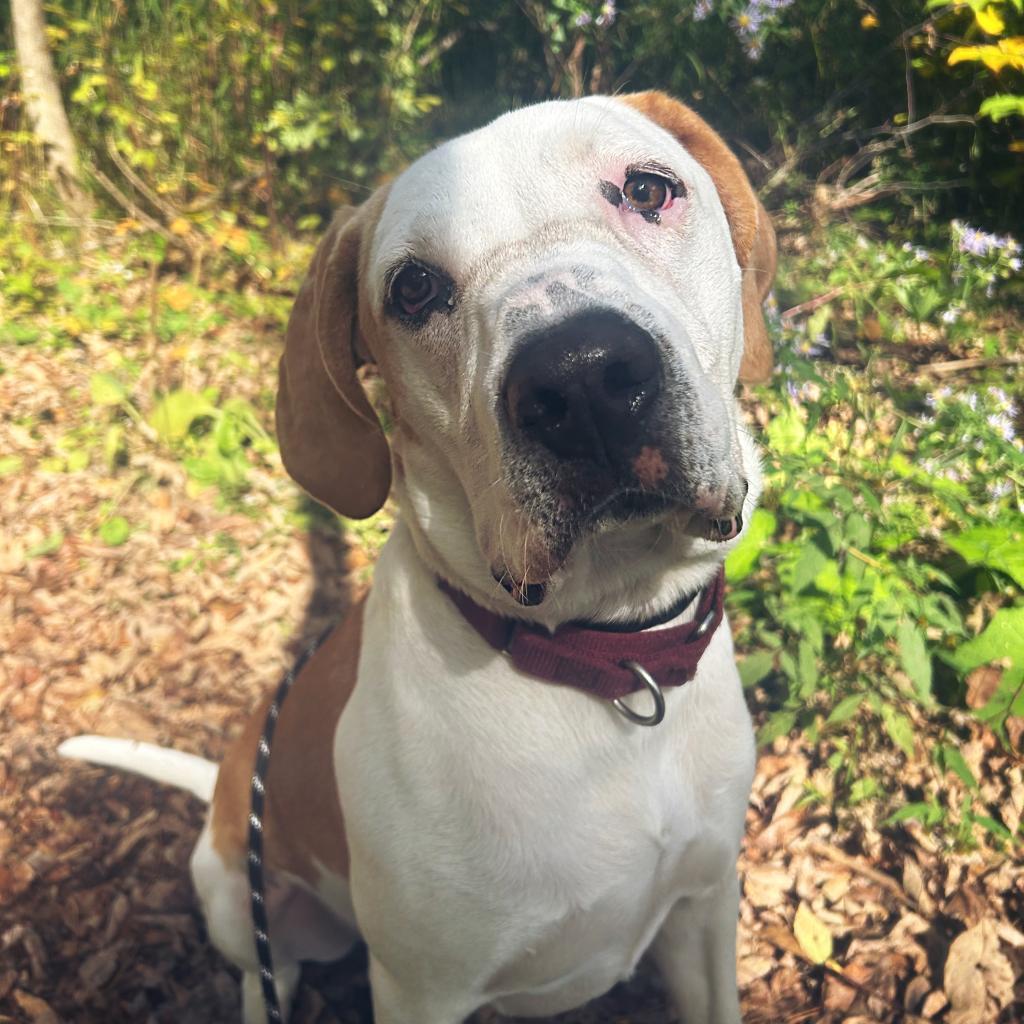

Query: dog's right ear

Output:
[276, 204, 391, 519]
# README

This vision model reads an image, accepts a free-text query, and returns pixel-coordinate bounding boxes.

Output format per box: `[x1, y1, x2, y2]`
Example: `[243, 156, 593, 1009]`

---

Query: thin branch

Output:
[779, 287, 847, 322]
[919, 355, 1024, 376]
[417, 29, 464, 67]
[808, 840, 915, 908]
[104, 134, 189, 231]
[90, 167, 181, 250]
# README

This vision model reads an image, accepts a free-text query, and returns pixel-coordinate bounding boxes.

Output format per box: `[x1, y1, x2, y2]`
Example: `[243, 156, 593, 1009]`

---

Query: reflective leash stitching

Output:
[247, 628, 334, 1023]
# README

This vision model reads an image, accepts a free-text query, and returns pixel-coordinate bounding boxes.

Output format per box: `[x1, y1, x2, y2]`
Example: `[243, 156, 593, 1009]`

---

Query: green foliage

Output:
[3, 0, 1023, 234]
[726, 226, 1022, 846]
[150, 388, 276, 500]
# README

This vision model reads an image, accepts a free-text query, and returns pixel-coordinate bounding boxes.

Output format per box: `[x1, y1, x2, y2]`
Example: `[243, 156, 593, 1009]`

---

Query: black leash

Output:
[247, 626, 334, 1023]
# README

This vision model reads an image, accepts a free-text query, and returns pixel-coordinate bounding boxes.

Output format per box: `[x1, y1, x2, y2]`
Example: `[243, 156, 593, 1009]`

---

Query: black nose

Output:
[503, 311, 662, 462]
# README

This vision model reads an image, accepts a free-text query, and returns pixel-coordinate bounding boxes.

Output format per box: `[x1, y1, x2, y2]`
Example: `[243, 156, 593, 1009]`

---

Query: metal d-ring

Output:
[614, 661, 666, 727]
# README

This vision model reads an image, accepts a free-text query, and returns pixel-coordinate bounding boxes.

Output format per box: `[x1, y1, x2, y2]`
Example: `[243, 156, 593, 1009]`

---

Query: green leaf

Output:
[89, 372, 128, 406]
[149, 390, 218, 443]
[758, 709, 796, 746]
[972, 814, 1011, 841]
[937, 743, 978, 791]
[826, 692, 864, 727]
[978, 94, 1024, 122]
[881, 705, 915, 758]
[844, 512, 872, 550]
[0, 455, 24, 476]
[738, 650, 775, 688]
[884, 801, 943, 828]
[897, 619, 933, 703]
[726, 509, 776, 582]
[947, 524, 1024, 588]
[103, 424, 125, 469]
[99, 516, 131, 547]
[949, 608, 1024, 673]
[766, 404, 807, 455]
[797, 639, 817, 695]
[793, 542, 829, 593]
[26, 531, 64, 557]
[849, 777, 880, 804]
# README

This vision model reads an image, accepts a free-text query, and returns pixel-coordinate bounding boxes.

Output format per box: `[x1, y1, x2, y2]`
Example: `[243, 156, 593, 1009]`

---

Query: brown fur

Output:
[210, 594, 367, 882]
[618, 92, 777, 384]
[276, 190, 393, 519]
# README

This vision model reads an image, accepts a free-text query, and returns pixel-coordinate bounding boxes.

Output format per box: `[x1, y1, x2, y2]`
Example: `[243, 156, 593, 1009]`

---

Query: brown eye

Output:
[622, 172, 670, 212]
[393, 263, 441, 316]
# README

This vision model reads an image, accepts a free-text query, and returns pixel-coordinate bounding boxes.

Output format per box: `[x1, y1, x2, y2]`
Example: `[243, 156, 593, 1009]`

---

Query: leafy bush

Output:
[725, 225, 1023, 845]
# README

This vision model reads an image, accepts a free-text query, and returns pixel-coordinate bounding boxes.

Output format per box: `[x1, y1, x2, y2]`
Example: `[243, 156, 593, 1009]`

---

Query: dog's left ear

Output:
[619, 91, 777, 384]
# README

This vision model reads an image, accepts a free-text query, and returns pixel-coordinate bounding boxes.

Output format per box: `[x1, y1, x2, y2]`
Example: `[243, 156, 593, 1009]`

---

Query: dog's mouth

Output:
[490, 493, 743, 608]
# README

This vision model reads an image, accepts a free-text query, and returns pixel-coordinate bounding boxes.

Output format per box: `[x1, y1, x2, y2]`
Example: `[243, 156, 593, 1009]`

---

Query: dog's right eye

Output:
[389, 263, 449, 319]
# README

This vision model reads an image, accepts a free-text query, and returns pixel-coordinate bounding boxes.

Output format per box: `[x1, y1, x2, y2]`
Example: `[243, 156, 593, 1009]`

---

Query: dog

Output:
[60, 90, 776, 1024]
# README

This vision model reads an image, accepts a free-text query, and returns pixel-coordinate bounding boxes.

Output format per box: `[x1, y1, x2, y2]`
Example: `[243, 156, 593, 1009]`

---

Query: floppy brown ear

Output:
[276, 203, 391, 518]
[618, 91, 777, 384]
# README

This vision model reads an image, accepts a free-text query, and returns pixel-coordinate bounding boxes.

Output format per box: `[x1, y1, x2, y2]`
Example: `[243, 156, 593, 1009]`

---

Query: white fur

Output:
[57, 736, 218, 802]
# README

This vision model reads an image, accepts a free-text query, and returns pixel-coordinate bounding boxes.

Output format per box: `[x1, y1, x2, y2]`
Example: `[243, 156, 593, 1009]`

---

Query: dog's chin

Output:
[488, 490, 744, 608]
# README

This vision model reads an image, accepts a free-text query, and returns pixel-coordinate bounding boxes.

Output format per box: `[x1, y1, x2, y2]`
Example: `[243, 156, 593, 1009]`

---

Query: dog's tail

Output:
[58, 736, 218, 803]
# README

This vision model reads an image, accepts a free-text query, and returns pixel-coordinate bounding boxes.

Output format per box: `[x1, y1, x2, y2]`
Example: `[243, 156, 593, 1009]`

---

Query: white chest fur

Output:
[332, 525, 755, 1016]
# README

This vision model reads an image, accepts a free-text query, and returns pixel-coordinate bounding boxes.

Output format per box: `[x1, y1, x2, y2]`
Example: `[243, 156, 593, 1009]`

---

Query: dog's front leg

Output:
[367, 953, 479, 1024]
[651, 874, 744, 1024]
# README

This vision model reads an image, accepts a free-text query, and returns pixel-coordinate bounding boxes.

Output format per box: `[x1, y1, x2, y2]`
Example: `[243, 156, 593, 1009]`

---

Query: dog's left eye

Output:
[622, 172, 672, 212]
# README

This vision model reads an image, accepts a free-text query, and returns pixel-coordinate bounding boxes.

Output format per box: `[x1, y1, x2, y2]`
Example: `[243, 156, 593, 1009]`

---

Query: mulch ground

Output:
[3, 334, 1023, 1024]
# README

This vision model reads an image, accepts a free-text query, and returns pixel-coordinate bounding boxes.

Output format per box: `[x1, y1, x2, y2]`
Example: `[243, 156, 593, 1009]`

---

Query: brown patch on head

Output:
[210, 594, 368, 882]
[617, 91, 777, 384]
[632, 445, 669, 489]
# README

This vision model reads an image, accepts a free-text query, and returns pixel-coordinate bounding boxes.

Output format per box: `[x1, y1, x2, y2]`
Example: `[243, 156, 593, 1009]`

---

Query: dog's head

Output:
[277, 92, 776, 624]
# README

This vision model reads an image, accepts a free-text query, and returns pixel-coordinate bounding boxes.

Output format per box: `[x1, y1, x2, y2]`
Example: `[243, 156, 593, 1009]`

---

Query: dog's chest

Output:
[475, 738, 736, 1016]
[334, 569, 753, 1011]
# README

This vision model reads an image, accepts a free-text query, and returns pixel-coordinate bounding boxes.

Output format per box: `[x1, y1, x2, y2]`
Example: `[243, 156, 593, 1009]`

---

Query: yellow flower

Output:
[975, 5, 1005, 36]
[861, 13, 879, 29]
[948, 37, 1024, 73]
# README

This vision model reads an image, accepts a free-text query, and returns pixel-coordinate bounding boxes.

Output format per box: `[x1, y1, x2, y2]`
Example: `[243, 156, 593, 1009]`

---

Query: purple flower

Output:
[575, 11, 592, 26]
[693, 0, 713, 20]
[988, 412, 1016, 443]
[596, 0, 616, 27]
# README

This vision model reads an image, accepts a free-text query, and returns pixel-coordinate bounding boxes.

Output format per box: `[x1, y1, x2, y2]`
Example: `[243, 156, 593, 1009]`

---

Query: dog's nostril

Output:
[519, 387, 568, 429]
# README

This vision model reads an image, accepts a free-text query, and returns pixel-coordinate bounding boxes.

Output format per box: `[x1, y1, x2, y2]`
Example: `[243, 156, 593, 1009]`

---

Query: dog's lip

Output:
[582, 488, 677, 526]
[698, 513, 743, 542]
[491, 567, 548, 606]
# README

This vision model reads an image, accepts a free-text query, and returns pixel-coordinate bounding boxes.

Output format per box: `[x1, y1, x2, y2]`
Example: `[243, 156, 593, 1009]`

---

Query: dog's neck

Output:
[396, 499, 726, 633]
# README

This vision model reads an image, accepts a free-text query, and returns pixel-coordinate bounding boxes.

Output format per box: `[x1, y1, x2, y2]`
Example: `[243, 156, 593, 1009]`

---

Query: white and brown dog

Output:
[60, 91, 776, 1024]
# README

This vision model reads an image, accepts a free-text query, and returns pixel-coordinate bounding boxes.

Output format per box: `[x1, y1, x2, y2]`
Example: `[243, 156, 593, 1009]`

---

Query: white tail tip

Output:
[58, 735, 218, 803]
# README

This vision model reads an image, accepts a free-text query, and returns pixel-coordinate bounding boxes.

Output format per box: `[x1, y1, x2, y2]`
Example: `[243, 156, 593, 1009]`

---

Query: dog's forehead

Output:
[368, 97, 715, 288]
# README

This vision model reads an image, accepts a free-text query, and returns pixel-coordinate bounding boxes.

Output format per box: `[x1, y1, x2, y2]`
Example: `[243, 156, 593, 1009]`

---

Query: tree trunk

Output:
[11, 0, 92, 216]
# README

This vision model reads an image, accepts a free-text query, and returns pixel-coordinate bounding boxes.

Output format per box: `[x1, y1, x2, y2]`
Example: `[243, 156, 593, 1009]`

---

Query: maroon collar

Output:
[438, 568, 726, 702]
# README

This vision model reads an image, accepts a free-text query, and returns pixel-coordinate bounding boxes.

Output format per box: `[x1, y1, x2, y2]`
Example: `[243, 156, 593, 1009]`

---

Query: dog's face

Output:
[277, 93, 776, 624]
